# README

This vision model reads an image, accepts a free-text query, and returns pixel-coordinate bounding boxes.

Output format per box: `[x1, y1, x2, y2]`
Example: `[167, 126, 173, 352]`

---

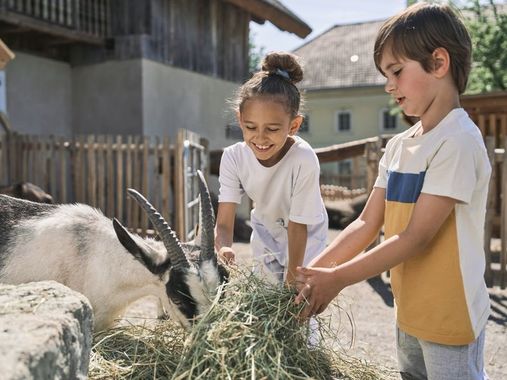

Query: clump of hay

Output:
[89, 269, 388, 379]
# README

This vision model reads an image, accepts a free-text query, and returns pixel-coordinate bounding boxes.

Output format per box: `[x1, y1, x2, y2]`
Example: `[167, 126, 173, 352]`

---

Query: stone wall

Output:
[0, 281, 94, 380]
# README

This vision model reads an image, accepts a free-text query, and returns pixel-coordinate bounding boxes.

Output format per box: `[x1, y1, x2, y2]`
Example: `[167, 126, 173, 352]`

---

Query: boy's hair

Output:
[374, 2, 472, 94]
[232, 52, 304, 118]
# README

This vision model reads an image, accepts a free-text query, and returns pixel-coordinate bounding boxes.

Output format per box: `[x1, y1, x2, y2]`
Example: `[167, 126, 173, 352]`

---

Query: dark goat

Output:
[0, 182, 53, 203]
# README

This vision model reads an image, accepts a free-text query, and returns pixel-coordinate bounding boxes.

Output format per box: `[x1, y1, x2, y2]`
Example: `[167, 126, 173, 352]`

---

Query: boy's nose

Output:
[384, 79, 395, 94]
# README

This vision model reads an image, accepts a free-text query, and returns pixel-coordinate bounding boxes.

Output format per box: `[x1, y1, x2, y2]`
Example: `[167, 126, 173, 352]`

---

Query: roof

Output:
[293, 20, 386, 91]
[224, 0, 311, 38]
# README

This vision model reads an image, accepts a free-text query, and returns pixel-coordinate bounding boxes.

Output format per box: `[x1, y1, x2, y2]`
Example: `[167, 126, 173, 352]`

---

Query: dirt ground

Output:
[124, 228, 506, 379]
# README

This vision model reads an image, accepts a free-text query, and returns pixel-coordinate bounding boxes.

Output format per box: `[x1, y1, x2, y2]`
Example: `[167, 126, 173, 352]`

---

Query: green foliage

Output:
[464, 0, 507, 93]
[248, 33, 265, 76]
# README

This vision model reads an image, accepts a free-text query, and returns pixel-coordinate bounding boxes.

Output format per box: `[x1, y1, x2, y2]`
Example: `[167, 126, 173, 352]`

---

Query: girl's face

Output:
[239, 97, 302, 166]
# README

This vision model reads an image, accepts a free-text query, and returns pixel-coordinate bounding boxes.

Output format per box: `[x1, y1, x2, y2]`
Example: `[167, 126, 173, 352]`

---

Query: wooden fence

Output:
[0, 129, 208, 240]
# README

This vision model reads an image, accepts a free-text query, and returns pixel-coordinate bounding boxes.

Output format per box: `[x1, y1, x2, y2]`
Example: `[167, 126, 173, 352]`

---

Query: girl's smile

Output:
[239, 97, 301, 167]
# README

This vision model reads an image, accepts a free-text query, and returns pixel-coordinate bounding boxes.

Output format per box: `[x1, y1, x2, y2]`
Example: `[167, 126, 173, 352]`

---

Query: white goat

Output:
[0, 171, 228, 331]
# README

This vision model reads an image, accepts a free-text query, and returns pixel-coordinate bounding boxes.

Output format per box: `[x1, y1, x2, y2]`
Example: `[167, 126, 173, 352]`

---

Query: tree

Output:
[464, 0, 507, 93]
[248, 33, 265, 76]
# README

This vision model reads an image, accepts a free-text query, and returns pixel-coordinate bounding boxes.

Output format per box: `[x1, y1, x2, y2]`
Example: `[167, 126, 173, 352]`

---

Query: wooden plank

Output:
[48, 136, 57, 201]
[162, 136, 171, 225]
[126, 135, 133, 228]
[478, 114, 486, 136]
[23, 134, 30, 182]
[484, 137, 496, 287]
[132, 135, 140, 231]
[141, 136, 149, 235]
[175, 129, 185, 239]
[40, 135, 49, 191]
[0, 134, 5, 185]
[106, 135, 114, 217]
[59, 136, 67, 202]
[97, 135, 105, 212]
[501, 141, 507, 289]
[87, 135, 96, 206]
[115, 135, 123, 220]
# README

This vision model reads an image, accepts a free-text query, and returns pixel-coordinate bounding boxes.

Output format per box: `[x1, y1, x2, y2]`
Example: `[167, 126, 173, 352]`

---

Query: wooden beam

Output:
[224, 0, 311, 38]
[0, 12, 106, 45]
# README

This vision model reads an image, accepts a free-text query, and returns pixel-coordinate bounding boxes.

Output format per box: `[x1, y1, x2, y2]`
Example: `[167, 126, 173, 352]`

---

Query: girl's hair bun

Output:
[261, 52, 303, 84]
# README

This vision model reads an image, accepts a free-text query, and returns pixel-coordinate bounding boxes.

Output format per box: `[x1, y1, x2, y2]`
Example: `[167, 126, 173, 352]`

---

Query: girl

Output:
[215, 52, 328, 285]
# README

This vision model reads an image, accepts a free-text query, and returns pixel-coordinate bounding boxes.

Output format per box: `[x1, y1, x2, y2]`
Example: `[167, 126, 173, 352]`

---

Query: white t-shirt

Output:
[374, 108, 491, 345]
[218, 136, 328, 268]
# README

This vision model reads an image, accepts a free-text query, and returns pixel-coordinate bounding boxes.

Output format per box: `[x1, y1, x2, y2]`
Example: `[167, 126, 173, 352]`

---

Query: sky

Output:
[250, 0, 408, 53]
[250, 0, 504, 53]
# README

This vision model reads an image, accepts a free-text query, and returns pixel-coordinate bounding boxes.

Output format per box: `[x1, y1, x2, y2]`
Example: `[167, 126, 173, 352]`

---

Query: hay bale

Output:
[89, 270, 389, 379]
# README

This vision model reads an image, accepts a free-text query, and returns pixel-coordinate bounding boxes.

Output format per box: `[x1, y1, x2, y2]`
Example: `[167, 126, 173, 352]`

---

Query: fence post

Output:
[501, 139, 507, 289]
[484, 136, 496, 287]
[365, 136, 382, 194]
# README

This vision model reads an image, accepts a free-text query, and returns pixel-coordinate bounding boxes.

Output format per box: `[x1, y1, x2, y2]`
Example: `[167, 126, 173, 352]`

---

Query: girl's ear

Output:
[432, 47, 450, 78]
[289, 115, 303, 135]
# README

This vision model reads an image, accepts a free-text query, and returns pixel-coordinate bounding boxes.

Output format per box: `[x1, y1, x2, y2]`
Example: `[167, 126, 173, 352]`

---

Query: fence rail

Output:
[0, 130, 207, 240]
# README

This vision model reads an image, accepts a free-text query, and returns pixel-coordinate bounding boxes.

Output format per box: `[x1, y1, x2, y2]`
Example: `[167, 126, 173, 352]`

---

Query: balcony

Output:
[0, 0, 111, 55]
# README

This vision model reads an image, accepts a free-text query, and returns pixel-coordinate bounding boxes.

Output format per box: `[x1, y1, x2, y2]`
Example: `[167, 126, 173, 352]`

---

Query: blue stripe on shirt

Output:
[386, 171, 426, 203]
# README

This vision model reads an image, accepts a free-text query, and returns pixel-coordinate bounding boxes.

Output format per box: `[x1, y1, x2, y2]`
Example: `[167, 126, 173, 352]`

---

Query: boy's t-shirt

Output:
[218, 135, 328, 267]
[374, 108, 491, 345]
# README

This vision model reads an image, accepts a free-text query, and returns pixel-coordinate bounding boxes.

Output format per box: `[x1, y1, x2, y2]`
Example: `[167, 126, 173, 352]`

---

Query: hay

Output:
[89, 269, 390, 379]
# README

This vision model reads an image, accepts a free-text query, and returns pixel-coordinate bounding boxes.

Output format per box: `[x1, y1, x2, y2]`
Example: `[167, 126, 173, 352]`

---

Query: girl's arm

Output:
[215, 202, 237, 264]
[296, 191, 456, 318]
[286, 220, 307, 285]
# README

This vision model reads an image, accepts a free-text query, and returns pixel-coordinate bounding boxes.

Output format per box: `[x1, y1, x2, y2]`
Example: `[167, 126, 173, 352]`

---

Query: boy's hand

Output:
[294, 266, 343, 319]
[218, 246, 236, 265]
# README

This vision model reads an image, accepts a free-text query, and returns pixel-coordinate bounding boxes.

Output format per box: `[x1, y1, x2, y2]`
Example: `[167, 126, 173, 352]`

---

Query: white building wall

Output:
[5, 52, 72, 136]
[142, 60, 237, 150]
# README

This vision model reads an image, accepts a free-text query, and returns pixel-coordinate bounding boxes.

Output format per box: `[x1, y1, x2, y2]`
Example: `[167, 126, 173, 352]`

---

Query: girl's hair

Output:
[373, 2, 472, 94]
[232, 52, 304, 118]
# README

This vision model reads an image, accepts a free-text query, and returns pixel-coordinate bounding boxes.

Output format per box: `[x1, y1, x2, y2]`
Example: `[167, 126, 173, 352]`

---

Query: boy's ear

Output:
[431, 47, 450, 78]
[289, 115, 303, 135]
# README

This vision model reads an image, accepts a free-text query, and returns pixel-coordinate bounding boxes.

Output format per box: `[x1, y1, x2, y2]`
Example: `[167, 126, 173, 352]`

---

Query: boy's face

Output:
[238, 97, 301, 166]
[380, 49, 437, 119]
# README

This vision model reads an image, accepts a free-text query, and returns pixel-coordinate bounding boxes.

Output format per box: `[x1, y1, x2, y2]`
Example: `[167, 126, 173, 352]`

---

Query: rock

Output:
[0, 281, 94, 380]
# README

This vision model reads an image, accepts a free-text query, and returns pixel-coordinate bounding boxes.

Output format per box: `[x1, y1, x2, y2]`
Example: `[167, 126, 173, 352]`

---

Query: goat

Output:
[0, 170, 228, 331]
[0, 182, 53, 203]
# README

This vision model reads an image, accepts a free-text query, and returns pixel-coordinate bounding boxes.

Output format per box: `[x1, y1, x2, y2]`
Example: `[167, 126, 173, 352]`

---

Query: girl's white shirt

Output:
[218, 136, 328, 267]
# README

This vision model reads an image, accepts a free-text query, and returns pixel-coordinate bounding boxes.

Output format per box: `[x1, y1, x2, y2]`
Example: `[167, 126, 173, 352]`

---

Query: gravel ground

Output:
[123, 228, 507, 379]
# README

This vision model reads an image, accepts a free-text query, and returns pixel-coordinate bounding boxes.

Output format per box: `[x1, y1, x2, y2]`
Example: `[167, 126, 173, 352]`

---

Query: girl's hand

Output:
[294, 266, 343, 319]
[218, 246, 236, 265]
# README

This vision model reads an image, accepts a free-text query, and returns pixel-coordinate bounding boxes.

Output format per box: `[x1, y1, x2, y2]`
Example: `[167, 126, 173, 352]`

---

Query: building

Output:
[292, 20, 408, 179]
[0, 0, 310, 148]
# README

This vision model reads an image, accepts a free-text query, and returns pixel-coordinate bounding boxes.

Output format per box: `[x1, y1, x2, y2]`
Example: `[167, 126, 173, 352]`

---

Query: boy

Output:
[295, 3, 491, 379]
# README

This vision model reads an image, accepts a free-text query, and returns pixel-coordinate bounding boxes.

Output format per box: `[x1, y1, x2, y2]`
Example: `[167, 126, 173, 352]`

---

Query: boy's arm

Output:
[286, 220, 307, 285]
[215, 202, 237, 264]
[309, 187, 386, 268]
[296, 192, 456, 318]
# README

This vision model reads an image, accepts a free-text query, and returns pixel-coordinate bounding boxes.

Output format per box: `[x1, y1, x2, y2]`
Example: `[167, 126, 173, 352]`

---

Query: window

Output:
[336, 111, 351, 132]
[337, 160, 352, 175]
[299, 114, 309, 133]
[381, 109, 397, 130]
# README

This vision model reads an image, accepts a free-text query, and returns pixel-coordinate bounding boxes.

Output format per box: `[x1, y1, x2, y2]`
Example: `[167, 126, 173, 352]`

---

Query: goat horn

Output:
[127, 189, 190, 269]
[196, 170, 216, 264]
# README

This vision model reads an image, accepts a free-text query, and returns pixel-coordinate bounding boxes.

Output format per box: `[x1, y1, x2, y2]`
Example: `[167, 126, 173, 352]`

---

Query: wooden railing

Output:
[0, 0, 111, 39]
[0, 130, 208, 240]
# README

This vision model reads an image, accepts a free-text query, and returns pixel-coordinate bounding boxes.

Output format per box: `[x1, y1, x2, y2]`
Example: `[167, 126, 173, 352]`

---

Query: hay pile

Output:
[89, 270, 388, 379]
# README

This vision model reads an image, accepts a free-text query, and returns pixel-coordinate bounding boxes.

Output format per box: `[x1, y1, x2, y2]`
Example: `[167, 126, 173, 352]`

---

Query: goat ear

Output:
[112, 218, 171, 275]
